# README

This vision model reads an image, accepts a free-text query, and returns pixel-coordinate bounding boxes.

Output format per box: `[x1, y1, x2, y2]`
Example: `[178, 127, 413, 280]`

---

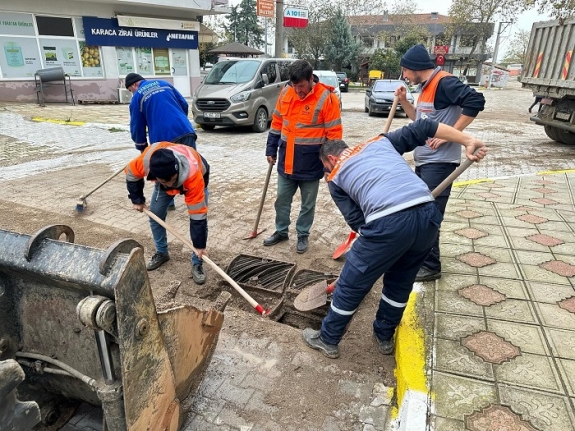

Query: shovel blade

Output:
[332, 231, 357, 259]
[294, 280, 330, 311]
[243, 228, 267, 240]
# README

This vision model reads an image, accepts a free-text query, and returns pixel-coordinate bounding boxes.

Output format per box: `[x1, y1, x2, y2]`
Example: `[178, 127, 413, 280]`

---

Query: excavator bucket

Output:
[0, 225, 230, 431]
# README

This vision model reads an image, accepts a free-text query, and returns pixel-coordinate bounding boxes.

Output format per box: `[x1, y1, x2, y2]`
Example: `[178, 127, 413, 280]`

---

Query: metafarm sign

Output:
[283, 8, 308, 28]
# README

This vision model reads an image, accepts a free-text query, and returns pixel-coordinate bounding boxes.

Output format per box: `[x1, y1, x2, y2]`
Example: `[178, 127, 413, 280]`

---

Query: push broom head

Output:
[75, 197, 86, 213]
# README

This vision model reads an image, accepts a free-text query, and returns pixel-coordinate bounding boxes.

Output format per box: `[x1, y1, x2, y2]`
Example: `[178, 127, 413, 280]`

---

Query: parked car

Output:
[192, 58, 295, 132]
[364, 79, 414, 117]
[336, 72, 349, 92]
[314, 70, 342, 110]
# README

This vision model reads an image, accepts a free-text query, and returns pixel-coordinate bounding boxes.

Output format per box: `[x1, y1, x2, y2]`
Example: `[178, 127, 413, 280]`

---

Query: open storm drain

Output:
[221, 256, 338, 331]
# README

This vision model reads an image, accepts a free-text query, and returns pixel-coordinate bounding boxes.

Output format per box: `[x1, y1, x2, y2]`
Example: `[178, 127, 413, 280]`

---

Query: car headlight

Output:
[230, 91, 251, 103]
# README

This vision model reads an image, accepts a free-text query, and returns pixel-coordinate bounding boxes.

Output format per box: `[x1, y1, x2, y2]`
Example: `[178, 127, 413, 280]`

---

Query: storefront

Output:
[0, 2, 226, 102]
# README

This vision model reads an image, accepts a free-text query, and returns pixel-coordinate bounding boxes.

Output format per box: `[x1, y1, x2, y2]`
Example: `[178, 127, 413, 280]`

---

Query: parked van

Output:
[192, 58, 296, 132]
[313, 70, 342, 110]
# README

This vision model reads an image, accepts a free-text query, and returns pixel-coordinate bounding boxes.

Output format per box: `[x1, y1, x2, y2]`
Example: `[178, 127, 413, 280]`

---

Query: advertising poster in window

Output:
[136, 47, 153, 75]
[0, 12, 35, 36]
[39, 38, 81, 76]
[153, 48, 170, 75]
[79, 41, 102, 77]
[116, 47, 135, 75]
[171, 49, 187, 76]
[0, 36, 42, 78]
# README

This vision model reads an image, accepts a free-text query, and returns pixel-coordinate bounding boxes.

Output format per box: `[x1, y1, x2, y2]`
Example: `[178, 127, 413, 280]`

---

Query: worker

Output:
[395, 44, 485, 282]
[126, 72, 197, 210]
[302, 118, 487, 359]
[264, 59, 343, 254]
[125, 142, 209, 284]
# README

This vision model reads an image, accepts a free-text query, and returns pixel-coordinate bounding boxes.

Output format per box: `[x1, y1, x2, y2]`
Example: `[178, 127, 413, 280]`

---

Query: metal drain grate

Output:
[289, 269, 337, 292]
[226, 254, 295, 294]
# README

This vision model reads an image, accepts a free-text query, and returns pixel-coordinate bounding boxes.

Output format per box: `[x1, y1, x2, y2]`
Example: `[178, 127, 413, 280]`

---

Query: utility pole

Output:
[274, 0, 284, 57]
[487, 21, 511, 89]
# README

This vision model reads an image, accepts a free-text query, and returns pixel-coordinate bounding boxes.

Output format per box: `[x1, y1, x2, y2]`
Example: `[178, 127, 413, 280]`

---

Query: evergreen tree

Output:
[325, 8, 362, 71]
[224, 0, 264, 48]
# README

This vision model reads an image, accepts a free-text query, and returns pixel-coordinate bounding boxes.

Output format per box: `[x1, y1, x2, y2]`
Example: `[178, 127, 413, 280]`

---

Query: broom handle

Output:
[252, 163, 273, 233]
[143, 209, 268, 315]
[81, 165, 126, 199]
[431, 156, 475, 198]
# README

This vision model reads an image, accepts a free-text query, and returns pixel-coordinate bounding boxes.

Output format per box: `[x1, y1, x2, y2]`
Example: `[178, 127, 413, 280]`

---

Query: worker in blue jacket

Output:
[126, 72, 198, 210]
[302, 118, 487, 359]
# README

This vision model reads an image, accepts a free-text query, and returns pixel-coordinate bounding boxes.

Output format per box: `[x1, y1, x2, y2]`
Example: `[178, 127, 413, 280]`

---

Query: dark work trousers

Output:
[415, 162, 458, 273]
[173, 132, 197, 149]
[320, 202, 442, 345]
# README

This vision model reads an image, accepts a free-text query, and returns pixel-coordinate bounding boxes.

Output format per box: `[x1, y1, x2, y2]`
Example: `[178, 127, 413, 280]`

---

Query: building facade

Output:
[0, 0, 229, 102]
[349, 12, 494, 83]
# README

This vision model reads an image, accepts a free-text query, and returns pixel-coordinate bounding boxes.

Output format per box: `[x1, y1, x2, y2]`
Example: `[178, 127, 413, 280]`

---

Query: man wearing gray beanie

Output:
[395, 44, 485, 282]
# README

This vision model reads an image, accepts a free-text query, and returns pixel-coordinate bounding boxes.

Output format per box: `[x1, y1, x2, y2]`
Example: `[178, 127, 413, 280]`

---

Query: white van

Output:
[192, 58, 296, 133]
[313, 70, 342, 110]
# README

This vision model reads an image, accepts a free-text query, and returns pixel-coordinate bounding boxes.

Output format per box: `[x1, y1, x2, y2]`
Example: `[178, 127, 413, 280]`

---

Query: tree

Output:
[537, 0, 575, 22]
[223, 0, 264, 48]
[446, 0, 532, 73]
[285, 0, 334, 67]
[369, 49, 401, 78]
[325, 8, 363, 70]
[501, 29, 530, 65]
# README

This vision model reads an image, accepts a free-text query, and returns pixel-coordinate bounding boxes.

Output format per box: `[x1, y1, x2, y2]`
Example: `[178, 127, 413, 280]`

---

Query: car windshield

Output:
[205, 60, 260, 84]
[336, 73, 346, 78]
[373, 81, 404, 92]
[318, 75, 338, 88]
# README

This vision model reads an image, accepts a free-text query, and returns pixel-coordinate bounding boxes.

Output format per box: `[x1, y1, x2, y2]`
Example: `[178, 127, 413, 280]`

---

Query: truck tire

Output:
[545, 125, 575, 145]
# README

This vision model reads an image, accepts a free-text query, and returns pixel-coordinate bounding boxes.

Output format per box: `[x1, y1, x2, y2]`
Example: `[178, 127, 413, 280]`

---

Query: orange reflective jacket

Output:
[125, 142, 208, 220]
[269, 82, 343, 177]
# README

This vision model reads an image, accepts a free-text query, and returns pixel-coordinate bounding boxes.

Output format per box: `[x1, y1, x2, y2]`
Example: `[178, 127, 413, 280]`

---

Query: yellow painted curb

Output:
[537, 169, 575, 175]
[391, 291, 427, 419]
[452, 178, 493, 187]
[32, 117, 85, 126]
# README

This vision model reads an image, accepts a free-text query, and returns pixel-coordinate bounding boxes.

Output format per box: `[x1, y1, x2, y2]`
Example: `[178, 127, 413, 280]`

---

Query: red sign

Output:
[257, 0, 274, 18]
[436, 54, 445, 66]
[433, 45, 449, 55]
[283, 7, 308, 28]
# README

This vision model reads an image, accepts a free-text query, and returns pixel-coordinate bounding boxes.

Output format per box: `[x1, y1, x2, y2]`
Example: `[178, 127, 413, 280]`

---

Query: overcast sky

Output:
[226, 0, 551, 60]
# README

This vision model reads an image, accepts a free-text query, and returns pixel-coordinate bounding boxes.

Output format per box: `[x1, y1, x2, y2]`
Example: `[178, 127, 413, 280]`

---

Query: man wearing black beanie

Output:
[395, 44, 486, 282]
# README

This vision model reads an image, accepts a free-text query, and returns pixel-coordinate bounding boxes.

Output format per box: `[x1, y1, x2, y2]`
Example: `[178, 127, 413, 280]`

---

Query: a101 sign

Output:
[283, 8, 308, 28]
[257, 0, 275, 17]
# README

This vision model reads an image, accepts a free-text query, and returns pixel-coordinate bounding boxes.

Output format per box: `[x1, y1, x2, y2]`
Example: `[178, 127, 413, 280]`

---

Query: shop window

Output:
[153, 48, 170, 75]
[36, 16, 74, 37]
[117, 47, 135, 75]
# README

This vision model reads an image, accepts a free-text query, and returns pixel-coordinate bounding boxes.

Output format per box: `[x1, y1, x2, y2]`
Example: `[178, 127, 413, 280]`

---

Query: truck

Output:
[521, 18, 575, 144]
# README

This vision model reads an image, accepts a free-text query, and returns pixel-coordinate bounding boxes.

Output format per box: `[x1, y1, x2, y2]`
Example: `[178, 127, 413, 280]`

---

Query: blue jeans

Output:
[149, 183, 208, 266]
[415, 162, 458, 272]
[320, 202, 442, 345]
[274, 175, 319, 237]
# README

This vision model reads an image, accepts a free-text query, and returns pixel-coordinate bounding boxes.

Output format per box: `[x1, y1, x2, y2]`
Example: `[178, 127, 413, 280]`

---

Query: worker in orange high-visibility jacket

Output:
[264, 59, 343, 254]
[125, 142, 210, 284]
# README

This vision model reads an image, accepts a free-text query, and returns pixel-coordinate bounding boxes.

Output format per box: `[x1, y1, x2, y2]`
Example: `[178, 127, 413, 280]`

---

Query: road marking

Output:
[32, 117, 85, 126]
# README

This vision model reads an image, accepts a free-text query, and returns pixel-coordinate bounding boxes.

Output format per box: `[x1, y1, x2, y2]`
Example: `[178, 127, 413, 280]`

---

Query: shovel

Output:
[143, 209, 270, 316]
[244, 162, 273, 239]
[295, 153, 478, 311]
[332, 96, 400, 259]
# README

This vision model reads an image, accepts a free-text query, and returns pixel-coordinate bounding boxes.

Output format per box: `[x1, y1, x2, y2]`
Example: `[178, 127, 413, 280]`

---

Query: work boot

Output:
[415, 266, 441, 282]
[374, 334, 395, 355]
[146, 252, 170, 271]
[192, 263, 206, 285]
[296, 236, 309, 254]
[302, 328, 340, 359]
[263, 231, 288, 246]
